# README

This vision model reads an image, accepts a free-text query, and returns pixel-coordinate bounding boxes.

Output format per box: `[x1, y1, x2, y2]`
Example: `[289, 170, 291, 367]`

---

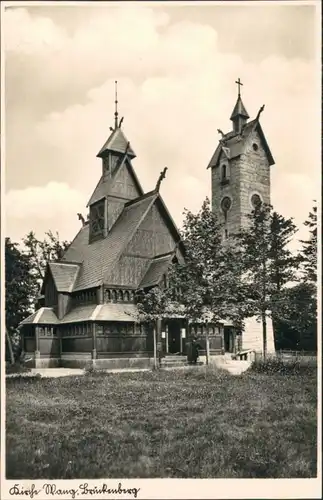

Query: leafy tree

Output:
[235, 204, 301, 359]
[136, 198, 244, 329]
[300, 202, 317, 283]
[5, 238, 33, 334]
[22, 230, 70, 304]
[273, 282, 317, 351]
[5, 238, 33, 361]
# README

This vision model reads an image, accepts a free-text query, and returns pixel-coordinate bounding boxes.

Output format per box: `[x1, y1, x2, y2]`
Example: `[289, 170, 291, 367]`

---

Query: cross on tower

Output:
[235, 77, 243, 96]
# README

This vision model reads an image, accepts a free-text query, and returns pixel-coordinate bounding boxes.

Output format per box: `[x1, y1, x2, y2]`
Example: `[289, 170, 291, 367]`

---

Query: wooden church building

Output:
[19, 80, 275, 368]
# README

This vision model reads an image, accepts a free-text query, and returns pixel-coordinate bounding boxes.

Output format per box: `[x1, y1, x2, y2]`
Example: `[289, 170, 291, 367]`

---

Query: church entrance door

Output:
[168, 320, 181, 354]
[224, 326, 235, 353]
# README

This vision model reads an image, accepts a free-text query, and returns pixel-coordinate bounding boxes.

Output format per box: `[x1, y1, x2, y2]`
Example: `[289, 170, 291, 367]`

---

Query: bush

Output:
[6, 362, 31, 375]
[250, 356, 317, 376]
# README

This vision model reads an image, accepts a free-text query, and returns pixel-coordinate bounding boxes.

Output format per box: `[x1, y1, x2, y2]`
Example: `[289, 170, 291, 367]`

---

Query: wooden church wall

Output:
[125, 204, 175, 258]
[107, 196, 126, 229]
[96, 321, 153, 357]
[104, 255, 149, 287]
[109, 162, 140, 200]
[44, 274, 58, 309]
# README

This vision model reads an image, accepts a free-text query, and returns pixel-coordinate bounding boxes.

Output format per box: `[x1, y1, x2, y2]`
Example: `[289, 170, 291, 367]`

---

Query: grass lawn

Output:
[6, 367, 317, 479]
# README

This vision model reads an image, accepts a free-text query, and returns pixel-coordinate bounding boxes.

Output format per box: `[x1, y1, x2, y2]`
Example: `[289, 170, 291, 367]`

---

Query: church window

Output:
[111, 290, 117, 302]
[124, 291, 130, 302]
[252, 143, 259, 151]
[89, 199, 105, 242]
[225, 229, 229, 239]
[221, 196, 232, 213]
[221, 164, 227, 180]
[251, 193, 262, 209]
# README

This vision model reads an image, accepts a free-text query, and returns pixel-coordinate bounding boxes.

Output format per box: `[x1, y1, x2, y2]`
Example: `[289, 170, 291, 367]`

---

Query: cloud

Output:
[6, 182, 85, 219]
[4, 5, 319, 247]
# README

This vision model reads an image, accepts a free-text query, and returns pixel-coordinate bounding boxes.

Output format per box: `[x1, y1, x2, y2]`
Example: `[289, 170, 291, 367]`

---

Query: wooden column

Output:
[205, 323, 210, 365]
[153, 324, 157, 370]
[34, 326, 40, 367]
[156, 318, 162, 367]
[92, 322, 97, 360]
[220, 324, 225, 354]
[185, 320, 191, 360]
[180, 327, 186, 353]
[165, 324, 169, 354]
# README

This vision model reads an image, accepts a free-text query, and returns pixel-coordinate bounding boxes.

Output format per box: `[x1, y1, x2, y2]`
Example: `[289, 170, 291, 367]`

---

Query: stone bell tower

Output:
[207, 78, 275, 238]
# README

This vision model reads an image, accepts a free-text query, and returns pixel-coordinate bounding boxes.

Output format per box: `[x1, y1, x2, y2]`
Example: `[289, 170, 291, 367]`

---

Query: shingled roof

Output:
[97, 127, 136, 158]
[62, 192, 158, 291]
[60, 303, 139, 323]
[230, 95, 249, 120]
[87, 156, 144, 207]
[207, 118, 274, 169]
[48, 262, 80, 292]
[20, 307, 59, 325]
[140, 253, 174, 288]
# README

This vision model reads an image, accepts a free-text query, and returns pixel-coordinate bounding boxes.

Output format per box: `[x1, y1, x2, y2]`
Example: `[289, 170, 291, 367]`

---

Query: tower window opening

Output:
[225, 229, 229, 239]
[251, 193, 262, 209]
[252, 143, 258, 151]
[221, 164, 227, 180]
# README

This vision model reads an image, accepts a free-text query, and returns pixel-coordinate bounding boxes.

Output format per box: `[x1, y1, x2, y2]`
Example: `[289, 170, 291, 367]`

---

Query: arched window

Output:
[112, 290, 117, 302]
[221, 164, 227, 180]
[251, 193, 262, 209]
[124, 291, 129, 302]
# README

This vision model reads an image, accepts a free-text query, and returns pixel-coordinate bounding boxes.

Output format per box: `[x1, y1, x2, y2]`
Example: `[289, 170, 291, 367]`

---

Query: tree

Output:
[22, 230, 70, 305]
[235, 204, 301, 359]
[273, 282, 317, 351]
[300, 202, 317, 283]
[5, 238, 34, 361]
[135, 198, 244, 353]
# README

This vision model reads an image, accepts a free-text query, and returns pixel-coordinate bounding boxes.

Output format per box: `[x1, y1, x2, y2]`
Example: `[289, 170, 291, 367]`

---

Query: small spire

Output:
[114, 80, 118, 129]
[155, 167, 168, 192]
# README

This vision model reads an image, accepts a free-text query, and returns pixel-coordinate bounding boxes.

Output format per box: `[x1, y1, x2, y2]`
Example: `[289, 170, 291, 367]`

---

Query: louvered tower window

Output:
[89, 199, 105, 242]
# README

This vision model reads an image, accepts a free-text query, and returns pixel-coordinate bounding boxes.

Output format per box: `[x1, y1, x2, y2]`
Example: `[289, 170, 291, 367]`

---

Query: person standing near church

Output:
[191, 337, 202, 364]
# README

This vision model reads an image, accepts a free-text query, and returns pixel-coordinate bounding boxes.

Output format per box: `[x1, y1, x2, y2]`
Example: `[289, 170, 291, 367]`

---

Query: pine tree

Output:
[300, 202, 317, 283]
[236, 204, 301, 359]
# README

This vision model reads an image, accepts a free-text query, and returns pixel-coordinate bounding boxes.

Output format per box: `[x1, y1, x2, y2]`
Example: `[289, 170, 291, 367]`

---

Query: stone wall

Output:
[211, 126, 271, 234]
[239, 129, 271, 228]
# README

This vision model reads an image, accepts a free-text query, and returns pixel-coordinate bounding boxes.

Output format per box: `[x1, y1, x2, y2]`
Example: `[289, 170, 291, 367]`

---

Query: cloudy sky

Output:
[3, 2, 320, 248]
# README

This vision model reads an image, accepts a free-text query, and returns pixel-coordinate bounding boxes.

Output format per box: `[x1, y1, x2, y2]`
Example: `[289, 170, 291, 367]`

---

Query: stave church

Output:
[20, 80, 276, 369]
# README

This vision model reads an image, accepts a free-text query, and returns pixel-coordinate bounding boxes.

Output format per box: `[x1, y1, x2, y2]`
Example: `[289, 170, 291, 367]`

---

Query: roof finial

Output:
[155, 167, 168, 192]
[235, 77, 243, 97]
[114, 80, 119, 129]
[256, 104, 265, 121]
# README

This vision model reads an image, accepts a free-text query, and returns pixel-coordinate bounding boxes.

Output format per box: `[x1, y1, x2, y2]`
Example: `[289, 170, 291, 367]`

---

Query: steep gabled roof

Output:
[139, 252, 174, 289]
[87, 156, 144, 207]
[48, 262, 80, 293]
[62, 192, 158, 291]
[20, 307, 59, 326]
[207, 118, 274, 169]
[230, 95, 249, 120]
[97, 127, 136, 158]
